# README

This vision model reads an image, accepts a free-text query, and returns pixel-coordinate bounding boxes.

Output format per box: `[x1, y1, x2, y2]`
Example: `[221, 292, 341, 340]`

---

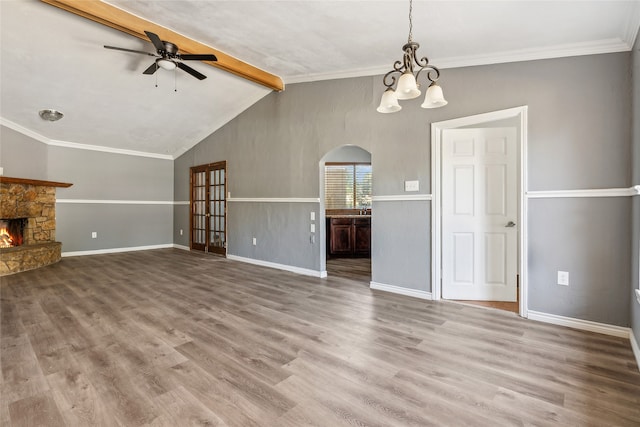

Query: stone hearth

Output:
[0, 177, 72, 275]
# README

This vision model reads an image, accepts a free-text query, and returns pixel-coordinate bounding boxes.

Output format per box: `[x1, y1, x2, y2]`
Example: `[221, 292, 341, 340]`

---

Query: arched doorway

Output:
[319, 145, 372, 282]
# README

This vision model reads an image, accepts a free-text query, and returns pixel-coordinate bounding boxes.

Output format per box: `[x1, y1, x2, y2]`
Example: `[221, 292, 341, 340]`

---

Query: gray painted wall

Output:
[0, 126, 48, 180]
[0, 127, 174, 253]
[47, 146, 174, 253]
[175, 52, 633, 326]
[529, 198, 630, 325]
[631, 38, 640, 346]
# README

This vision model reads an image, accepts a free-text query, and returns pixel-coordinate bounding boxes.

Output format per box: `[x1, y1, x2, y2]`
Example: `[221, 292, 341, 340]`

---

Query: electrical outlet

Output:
[252, 237, 256, 246]
[179, 229, 183, 236]
[557, 271, 569, 286]
[91, 232, 97, 239]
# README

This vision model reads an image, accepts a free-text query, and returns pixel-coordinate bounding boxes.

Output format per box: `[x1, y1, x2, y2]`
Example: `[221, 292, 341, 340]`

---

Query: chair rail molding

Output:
[527, 186, 640, 198]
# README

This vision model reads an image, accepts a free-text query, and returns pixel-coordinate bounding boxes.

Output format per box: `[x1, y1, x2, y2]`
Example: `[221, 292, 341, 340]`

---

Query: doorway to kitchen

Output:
[320, 145, 372, 283]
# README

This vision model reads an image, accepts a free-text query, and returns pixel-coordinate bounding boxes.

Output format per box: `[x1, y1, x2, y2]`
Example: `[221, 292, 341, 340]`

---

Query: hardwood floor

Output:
[455, 300, 519, 314]
[326, 257, 371, 282]
[2, 248, 639, 426]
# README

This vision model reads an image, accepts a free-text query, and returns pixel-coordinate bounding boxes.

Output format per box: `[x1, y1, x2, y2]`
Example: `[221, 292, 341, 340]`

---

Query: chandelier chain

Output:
[408, 0, 413, 43]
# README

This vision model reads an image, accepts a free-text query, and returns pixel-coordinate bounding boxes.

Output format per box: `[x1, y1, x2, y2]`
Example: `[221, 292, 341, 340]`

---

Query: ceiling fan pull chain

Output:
[174, 68, 177, 92]
[155, 64, 158, 88]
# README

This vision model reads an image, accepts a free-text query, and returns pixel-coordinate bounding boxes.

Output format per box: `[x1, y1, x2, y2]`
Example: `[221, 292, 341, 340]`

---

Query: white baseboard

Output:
[369, 281, 433, 300]
[631, 332, 640, 373]
[527, 310, 630, 338]
[62, 244, 174, 257]
[226, 254, 326, 278]
[172, 244, 190, 251]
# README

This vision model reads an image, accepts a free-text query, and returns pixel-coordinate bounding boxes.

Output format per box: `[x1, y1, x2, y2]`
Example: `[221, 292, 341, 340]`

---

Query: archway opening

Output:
[319, 145, 372, 282]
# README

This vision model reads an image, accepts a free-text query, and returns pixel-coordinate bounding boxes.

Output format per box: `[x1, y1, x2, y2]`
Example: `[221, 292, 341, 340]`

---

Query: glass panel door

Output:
[190, 162, 226, 255]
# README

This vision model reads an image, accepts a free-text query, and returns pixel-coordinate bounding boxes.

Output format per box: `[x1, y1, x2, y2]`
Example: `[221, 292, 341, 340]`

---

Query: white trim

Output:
[372, 194, 432, 202]
[527, 187, 639, 199]
[431, 106, 529, 317]
[227, 197, 320, 203]
[527, 310, 630, 339]
[635, 289, 640, 305]
[631, 332, 640, 373]
[284, 38, 636, 85]
[56, 199, 175, 205]
[62, 243, 174, 257]
[1, 118, 173, 160]
[369, 281, 433, 301]
[226, 254, 326, 278]
[172, 244, 190, 251]
[174, 201, 190, 205]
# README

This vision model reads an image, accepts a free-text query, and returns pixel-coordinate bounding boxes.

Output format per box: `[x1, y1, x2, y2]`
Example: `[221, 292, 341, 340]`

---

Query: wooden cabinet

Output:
[328, 216, 371, 257]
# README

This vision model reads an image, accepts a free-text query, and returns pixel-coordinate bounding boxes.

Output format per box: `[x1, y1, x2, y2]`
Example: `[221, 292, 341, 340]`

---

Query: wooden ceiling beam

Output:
[39, 0, 284, 91]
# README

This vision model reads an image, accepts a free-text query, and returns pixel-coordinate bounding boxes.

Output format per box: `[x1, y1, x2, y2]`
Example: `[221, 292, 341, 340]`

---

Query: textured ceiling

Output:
[1, 1, 639, 159]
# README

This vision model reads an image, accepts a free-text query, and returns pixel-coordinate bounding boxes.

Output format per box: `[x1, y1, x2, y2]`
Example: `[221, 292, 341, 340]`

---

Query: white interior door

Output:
[441, 128, 518, 301]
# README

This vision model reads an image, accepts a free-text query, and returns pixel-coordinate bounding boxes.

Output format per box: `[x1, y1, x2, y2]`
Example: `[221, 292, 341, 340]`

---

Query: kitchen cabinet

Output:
[328, 216, 371, 257]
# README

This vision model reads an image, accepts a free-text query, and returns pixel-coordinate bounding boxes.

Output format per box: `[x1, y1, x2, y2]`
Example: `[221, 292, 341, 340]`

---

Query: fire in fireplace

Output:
[0, 218, 27, 248]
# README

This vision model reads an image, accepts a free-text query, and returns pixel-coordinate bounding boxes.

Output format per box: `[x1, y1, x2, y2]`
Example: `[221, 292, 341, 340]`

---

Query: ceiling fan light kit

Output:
[377, 0, 447, 113]
[157, 58, 177, 71]
[105, 30, 216, 81]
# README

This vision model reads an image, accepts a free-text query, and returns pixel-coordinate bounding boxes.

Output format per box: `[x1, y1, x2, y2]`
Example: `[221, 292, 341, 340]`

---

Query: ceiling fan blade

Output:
[177, 62, 206, 80]
[179, 54, 217, 61]
[142, 62, 158, 75]
[144, 31, 165, 52]
[104, 45, 156, 56]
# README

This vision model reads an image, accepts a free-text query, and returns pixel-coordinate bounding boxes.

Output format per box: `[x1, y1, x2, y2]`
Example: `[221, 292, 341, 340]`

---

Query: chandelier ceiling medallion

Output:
[377, 0, 447, 113]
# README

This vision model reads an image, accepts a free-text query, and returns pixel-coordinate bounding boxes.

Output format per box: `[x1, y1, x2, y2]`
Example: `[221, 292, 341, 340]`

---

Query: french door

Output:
[190, 161, 226, 255]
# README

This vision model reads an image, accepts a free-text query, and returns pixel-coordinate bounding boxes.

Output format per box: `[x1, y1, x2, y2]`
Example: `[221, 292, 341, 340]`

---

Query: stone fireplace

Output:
[0, 176, 72, 275]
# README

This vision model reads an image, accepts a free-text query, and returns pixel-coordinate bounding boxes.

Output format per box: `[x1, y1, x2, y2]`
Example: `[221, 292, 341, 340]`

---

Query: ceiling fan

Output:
[104, 31, 217, 80]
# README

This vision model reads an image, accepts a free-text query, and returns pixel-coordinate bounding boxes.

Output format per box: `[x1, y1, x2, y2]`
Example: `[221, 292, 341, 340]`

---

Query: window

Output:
[325, 163, 372, 210]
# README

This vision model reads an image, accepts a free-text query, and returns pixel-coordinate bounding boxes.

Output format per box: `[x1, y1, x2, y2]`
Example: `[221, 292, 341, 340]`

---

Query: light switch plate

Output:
[557, 271, 569, 286]
[310, 224, 315, 233]
[310, 211, 315, 221]
[404, 180, 419, 192]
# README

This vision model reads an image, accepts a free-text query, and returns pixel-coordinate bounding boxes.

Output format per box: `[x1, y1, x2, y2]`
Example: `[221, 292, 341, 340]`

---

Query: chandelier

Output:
[377, 0, 447, 113]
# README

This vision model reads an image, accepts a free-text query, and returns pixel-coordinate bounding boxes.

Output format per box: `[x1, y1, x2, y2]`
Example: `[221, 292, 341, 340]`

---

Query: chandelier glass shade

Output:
[377, 0, 447, 113]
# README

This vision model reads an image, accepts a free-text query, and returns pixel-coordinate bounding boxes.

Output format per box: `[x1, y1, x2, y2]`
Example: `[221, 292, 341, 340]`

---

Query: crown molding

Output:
[1, 118, 173, 160]
[284, 38, 636, 84]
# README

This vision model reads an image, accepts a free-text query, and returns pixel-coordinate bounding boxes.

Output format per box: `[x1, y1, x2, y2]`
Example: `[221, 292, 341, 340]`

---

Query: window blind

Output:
[325, 163, 372, 210]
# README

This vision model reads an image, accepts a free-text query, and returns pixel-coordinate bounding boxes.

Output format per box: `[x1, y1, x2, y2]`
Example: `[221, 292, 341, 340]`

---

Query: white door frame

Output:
[431, 106, 528, 317]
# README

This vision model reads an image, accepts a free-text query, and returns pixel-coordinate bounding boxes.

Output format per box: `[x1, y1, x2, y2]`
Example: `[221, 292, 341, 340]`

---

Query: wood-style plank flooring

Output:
[2, 249, 640, 426]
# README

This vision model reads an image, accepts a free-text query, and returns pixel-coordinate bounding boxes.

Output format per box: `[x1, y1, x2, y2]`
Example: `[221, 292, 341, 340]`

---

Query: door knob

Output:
[505, 221, 516, 228]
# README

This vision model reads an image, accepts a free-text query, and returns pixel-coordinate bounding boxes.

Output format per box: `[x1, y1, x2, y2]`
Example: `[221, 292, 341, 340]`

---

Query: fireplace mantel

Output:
[0, 176, 73, 188]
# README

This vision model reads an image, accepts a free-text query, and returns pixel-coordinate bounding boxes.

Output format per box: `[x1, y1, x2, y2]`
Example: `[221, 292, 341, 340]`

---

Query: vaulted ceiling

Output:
[1, 1, 639, 159]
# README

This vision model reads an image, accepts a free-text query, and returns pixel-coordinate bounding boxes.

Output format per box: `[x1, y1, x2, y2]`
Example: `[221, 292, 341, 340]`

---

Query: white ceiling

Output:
[1, 1, 639, 159]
